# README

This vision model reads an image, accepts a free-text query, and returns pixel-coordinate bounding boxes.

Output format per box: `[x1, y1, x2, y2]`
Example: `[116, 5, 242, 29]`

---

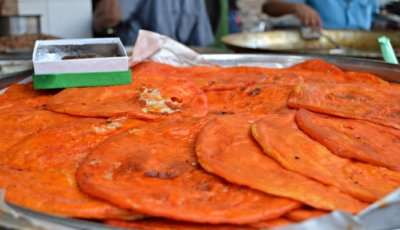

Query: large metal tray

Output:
[222, 30, 400, 58]
[0, 54, 399, 230]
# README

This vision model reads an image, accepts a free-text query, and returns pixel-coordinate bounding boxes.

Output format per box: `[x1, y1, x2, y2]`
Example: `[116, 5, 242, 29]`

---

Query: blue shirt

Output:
[287, 0, 378, 30]
[117, 0, 214, 46]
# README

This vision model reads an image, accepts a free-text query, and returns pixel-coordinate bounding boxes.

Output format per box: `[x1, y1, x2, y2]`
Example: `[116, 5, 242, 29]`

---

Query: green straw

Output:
[213, 0, 229, 49]
[378, 36, 399, 64]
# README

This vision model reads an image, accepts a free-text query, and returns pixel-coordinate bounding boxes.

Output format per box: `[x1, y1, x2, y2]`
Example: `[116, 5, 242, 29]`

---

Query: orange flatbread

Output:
[133, 60, 384, 96]
[288, 83, 400, 129]
[0, 117, 145, 171]
[0, 96, 50, 111]
[132, 61, 219, 79]
[46, 85, 140, 118]
[276, 70, 344, 84]
[108, 217, 292, 230]
[0, 166, 136, 220]
[252, 112, 400, 202]
[288, 59, 344, 75]
[296, 109, 400, 171]
[47, 73, 207, 120]
[0, 83, 56, 100]
[206, 84, 292, 115]
[282, 59, 349, 84]
[77, 118, 299, 224]
[182, 67, 268, 91]
[133, 61, 268, 91]
[134, 61, 303, 91]
[195, 115, 366, 213]
[286, 59, 389, 85]
[205, 90, 237, 115]
[248, 218, 293, 229]
[0, 83, 37, 100]
[343, 72, 389, 85]
[0, 118, 145, 219]
[260, 70, 303, 86]
[184, 64, 357, 89]
[285, 208, 327, 222]
[0, 83, 58, 110]
[133, 60, 387, 93]
[107, 218, 255, 230]
[0, 105, 75, 153]
[262, 69, 386, 86]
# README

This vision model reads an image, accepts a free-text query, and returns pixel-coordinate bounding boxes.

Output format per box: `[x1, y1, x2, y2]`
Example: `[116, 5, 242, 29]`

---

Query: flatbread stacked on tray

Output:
[0, 59, 399, 229]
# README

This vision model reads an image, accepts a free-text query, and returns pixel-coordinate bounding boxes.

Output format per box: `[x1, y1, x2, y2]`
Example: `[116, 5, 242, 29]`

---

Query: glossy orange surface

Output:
[253, 112, 400, 202]
[0, 59, 396, 226]
[77, 118, 299, 224]
[47, 71, 207, 120]
[285, 208, 328, 222]
[0, 118, 145, 219]
[0, 104, 75, 153]
[288, 83, 400, 129]
[107, 218, 256, 230]
[296, 109, 400, 171]
[206, 84, 292, 115]
[196, 114, 366, 213]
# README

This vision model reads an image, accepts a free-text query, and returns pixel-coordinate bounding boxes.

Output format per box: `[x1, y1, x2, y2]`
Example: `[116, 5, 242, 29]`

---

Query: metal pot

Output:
[0, 15, 41, 36]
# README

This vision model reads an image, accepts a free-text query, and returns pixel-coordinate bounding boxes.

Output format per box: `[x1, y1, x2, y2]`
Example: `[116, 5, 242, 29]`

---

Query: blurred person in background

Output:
[262, 0, 378, 30]
[93, 0, 214, 46]
[205, 0, 241, 33]
[228, 0, 241, 33]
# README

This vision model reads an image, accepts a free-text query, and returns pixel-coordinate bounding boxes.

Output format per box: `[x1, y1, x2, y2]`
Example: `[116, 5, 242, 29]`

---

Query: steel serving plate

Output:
[222, 30, 400, 58]
[0, 54, 399, 230]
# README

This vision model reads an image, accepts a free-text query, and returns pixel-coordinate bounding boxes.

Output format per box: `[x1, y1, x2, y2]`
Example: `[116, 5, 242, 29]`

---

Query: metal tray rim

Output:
[1, 53, 399, 230]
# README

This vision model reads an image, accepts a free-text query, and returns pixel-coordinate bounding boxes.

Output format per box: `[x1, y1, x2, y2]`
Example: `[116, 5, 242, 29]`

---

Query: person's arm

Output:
[262, 0, 322, 28]
[93, 0, 122, 33]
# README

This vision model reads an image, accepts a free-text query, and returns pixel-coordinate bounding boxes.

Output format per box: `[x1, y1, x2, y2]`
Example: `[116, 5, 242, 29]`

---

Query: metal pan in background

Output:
[0, 54, 399, 230]
[0, 34, 60, 59]
[0, 60, 32, 75]
[0, 15, 42, 59]
[0, 60, 32, 88]
[0, 15, 41, 37]
[222, 30, 400, 58]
